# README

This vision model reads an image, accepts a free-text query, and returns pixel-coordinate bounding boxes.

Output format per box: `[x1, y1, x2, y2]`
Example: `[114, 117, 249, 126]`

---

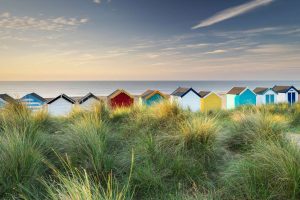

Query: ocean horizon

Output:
[1, 80, 300, 98]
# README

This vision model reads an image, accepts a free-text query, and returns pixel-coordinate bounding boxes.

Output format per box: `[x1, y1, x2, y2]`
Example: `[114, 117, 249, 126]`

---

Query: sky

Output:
[0, 0, 300, 81]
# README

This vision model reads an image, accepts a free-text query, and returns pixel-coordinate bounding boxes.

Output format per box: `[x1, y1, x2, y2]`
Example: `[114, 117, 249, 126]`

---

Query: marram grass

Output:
[0, 102, 299, 199]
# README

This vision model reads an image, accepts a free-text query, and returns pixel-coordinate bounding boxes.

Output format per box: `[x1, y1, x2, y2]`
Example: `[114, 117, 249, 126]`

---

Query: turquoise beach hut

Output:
[226, 87, 256, 109]
[140, 90, 166, 106]
[21, 93, 47, 111]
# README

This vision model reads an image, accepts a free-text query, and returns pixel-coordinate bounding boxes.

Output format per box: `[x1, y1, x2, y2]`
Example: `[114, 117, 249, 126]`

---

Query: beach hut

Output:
[0, 94, 15, 108]
[140, 90, 166, 106]
[21, 93, 47, 111]
[272, 85, 299, 105]
[254, 87, 277, 105]
[78, 93, 100, 110]
[199, 91, 222, 112]
[108, 89, 134, 109]
[170, 87, 201, 112]
[47, 94, 75, 116]
[226, 87, 256, 109]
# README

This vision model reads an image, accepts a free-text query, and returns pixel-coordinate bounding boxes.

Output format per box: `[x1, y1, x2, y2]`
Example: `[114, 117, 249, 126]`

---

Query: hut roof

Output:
[171, 87, 200, 98]
[227, 87, 247, 95]
[253, 87, 270, 95]
[47, 94, 76, 104]
[108, 89, 134, 99]
[23, 92, 46, 102]
[141, 90, 166, 100]
[199, 91, 211, 98]
[0, 94, 15, 103]
[272, 85, 298, 93]
[78, 93, 99, 104]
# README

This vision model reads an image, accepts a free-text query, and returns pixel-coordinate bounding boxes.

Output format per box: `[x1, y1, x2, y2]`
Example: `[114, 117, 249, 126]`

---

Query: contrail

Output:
[192, 0, 275, 29]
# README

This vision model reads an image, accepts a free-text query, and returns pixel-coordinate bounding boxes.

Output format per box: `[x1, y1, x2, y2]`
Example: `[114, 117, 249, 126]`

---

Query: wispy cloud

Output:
[0, 12, 88, 31]
[205, 49, 227, 54]
[192, 0, 275, 29]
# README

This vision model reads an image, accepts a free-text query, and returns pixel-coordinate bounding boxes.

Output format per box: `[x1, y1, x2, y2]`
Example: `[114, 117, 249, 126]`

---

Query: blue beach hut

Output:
[21, 93, 47, 111]
[226, 87, 256, 109]
[140, 90, 166, 106]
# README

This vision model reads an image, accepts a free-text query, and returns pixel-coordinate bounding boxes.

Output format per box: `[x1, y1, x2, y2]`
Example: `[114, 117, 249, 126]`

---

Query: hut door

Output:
[288, 92, 296, 104]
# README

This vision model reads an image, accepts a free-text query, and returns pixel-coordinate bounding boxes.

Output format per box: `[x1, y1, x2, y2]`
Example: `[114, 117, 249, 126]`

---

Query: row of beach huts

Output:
[0, 85, 299, 116]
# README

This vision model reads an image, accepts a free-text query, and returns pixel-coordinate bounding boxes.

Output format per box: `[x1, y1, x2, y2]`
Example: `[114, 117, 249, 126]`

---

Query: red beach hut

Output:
[108, 89, 134, 109]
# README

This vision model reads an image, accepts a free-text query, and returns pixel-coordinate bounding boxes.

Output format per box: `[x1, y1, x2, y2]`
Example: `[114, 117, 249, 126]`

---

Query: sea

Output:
[0, 81, 300, 98]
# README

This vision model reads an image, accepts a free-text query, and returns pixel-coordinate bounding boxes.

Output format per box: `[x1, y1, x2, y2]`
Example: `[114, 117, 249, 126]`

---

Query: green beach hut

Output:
[140, 90, 166, 106]
[226, 87, 256, 109]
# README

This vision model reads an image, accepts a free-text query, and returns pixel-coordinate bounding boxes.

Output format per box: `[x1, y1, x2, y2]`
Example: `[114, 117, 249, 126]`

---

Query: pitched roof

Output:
[22, 92, 46, 103]
[0, 94, 15, 103]
[171, 87, 201, 98]
[78, 93, 99, 104]
[227, 87, 247, 95]
[253, 87, 269, 95]
[141, 90, 166, 100]
[141, 90, 154, 99]
[47, 94, 75, 104]
[272, 85, 299, 93]
[108, 89, 134, 99]
[199, 91, 211, 98]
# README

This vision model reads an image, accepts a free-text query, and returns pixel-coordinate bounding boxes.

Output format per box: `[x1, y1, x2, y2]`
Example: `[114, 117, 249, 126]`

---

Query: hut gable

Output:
[21, 93, 47, 110]
[141, 90, 166, 106]
[226, 87, 256, 109]
[227, 87, 247, 95]
[273, 85, 299, 104]
[253, 87, 270, 95]
[199, 91, 211, 98]
[0, 94, 15, 103]
[272, 85, 299, 94]
[47, 94, 75, 104]
[78, 93, 99, 104]
[108, 89, 134, 108]
[171, 87, 201, 98]
[171, 87, 200, 112]
[200, 91, 222, 112]
[254, 88, 277, 105]
[47, 94, 75, 116]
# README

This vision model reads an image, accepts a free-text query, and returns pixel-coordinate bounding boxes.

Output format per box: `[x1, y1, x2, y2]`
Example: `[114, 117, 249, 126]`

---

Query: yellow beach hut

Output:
[199, 91, 222, 112]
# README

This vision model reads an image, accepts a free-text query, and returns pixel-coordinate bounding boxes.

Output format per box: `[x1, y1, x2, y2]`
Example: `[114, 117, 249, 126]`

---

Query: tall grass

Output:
[224, 112, 288, 152]
[0, 102, 299, 199]
[0, 103, 53, 198]
[222, 140, 300, 199]
[57, 110, 113, 179]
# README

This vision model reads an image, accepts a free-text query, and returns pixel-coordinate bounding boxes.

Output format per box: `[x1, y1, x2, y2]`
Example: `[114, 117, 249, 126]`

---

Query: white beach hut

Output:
[254, 87, 277, 105]
[272, 86, 299, 105]
[170, 87, 201, 112]
[78, 93, 100, 110]
[47, 94, 75, 116]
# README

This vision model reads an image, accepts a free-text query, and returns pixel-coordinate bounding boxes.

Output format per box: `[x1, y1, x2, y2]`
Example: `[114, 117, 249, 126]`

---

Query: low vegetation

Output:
[0, 101, 299, 199]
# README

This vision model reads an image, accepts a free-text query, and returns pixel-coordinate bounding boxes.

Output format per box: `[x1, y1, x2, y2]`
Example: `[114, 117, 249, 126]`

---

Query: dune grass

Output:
[0, 101, 299, 199]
